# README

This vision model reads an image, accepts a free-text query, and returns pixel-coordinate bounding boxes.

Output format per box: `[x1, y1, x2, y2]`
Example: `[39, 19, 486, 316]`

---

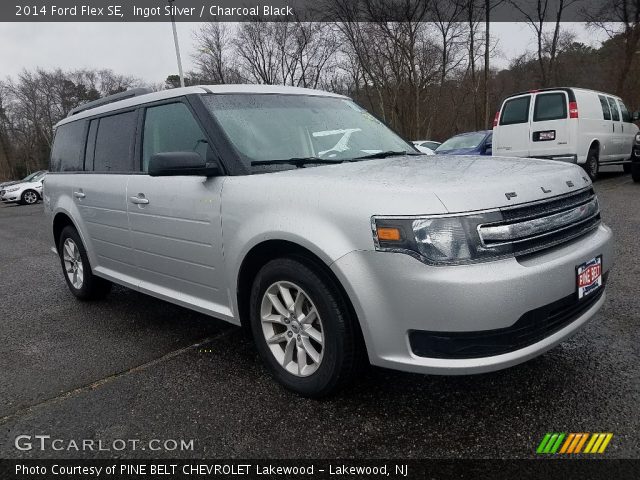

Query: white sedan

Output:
[0, 170, 47, 205]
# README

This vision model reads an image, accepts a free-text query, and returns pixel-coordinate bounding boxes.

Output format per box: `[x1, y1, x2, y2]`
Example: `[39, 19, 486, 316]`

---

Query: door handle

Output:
[73, 191, 85, 199]
[129, 195, 149, 205]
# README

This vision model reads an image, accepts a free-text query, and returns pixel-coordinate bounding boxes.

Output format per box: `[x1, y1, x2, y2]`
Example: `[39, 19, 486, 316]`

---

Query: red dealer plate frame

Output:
[576, 255, 603, 300]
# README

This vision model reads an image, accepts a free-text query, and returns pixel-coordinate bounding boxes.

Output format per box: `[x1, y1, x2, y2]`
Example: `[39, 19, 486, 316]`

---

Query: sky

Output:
[0, 22, 611, 85]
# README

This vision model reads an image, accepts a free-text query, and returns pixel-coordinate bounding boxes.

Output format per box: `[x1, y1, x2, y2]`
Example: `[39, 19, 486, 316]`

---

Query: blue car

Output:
[435, 130, 493, 156]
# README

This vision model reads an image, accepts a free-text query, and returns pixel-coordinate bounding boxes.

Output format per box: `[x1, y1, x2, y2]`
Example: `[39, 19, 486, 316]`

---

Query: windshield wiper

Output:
[251, 157, 343, 168]
[349, 150, 421, 161]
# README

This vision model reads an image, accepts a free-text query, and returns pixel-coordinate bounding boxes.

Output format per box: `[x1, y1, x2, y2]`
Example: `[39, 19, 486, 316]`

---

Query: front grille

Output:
[409, 273, 607, 359]
[478, 188, 600, 257]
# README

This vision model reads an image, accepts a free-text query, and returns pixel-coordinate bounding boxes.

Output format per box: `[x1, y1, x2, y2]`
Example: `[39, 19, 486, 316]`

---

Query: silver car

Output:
[44, 85, 612, 396]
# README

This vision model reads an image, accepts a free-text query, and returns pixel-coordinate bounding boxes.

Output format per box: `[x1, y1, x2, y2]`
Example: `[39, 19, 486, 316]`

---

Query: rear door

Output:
[607, 97, 624, 159]
[597, 95, 615, 161]
[72, 110, 138, 285]
[494, 94, 531, 157]
[126, 99, 230, 317]
[529, 91, 570, 159]
[617, 98, 637, 158]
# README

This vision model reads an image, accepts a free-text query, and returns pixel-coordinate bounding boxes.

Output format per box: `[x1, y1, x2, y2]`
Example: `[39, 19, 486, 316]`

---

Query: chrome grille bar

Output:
[479, 197, 600, 246]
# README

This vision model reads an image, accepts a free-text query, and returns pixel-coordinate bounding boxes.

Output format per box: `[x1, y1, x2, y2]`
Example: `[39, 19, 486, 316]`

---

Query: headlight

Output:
[635, 132, 640, 143]
[372, 212, 511, 265]
[6, 186, 19, 192]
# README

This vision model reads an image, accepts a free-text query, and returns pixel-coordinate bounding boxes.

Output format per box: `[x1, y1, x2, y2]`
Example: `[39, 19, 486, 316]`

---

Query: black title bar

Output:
[1, 0, 631, 22]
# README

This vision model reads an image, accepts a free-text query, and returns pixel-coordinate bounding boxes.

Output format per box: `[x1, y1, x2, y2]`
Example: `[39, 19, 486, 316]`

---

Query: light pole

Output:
[168, 0, 185, 88]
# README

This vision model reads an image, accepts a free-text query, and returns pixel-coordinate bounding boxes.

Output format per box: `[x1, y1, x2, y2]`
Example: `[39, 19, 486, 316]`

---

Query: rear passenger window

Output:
[93, 111, 137, 172]
[500, 96, 530, 125]
[142, 102, 209, 172]
[598, 95, 611, 120]
[50, 121, 86, 172]
[533, 93, 566, 121]
[607, 97, 620, 121]
[618, 100, 631, 122]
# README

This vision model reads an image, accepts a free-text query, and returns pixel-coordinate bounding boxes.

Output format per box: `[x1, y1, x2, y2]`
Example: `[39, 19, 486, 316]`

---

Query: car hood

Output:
[0, 180, 19, 188]
[260, 155, 591, 214]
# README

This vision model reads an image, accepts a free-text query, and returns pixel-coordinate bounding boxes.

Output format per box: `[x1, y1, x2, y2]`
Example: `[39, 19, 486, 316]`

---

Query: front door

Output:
[126, 100, 231, 319]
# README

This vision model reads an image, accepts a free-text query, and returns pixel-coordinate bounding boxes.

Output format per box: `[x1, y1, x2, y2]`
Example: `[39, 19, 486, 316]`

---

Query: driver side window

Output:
[142, 102, 209, 172]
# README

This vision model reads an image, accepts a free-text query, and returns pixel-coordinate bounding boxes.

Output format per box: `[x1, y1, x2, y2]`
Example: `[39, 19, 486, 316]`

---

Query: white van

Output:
[492, 87, 638, 179]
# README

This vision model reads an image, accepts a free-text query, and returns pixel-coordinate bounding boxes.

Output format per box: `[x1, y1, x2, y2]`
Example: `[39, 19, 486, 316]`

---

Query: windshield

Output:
[21, 171, 41, 182]
[203, 94, 413, 171]
[436, 133, 486, 152]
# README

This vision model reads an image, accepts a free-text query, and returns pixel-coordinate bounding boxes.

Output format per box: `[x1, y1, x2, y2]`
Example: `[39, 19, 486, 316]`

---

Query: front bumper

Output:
[330, 224, 613, 375]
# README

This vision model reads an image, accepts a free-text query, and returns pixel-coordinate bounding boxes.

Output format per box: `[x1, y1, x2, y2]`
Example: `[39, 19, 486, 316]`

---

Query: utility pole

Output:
[168, 0, 185, 88]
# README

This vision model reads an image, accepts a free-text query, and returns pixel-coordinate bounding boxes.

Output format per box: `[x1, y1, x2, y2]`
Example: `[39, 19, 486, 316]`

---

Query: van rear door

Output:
[494, 94, 531, 157]
[529, 91, 572, 160]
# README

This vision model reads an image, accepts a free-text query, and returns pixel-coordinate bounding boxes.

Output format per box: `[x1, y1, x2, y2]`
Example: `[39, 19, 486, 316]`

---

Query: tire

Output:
[249, 256, 365, 397]
[58, 226, 112, 300]
[20, 189, 39, 205]
[632, 163, 640, 183]
[623, 163, 632, 174]
[583, 148, 599, 181]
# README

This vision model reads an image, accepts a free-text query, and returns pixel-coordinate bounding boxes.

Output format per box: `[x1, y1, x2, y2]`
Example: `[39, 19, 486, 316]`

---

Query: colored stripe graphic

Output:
[537, 433, 613, 454]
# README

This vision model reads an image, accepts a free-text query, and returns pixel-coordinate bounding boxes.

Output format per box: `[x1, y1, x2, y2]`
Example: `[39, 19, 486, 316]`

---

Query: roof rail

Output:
[67, 87, 152, 117]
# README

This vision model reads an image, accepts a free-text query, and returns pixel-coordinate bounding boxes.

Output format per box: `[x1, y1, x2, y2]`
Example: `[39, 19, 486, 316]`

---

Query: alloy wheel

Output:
[260, 281, 324, 377]
[24, 191, 37, 204]
[62, 238, 84, 289]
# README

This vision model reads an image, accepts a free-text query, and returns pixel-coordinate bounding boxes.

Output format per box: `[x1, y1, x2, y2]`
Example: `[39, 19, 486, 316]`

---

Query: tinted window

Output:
[618, 99, 631, 122]
[142, 102, 208, 172]
[607, 97, 620, 121]
[533, 93, 567, 121]
[500, 96, 530, 125]
[598, 95, 611, 120]
[50, 121, 86, 172]
[93, 111, 137, 172]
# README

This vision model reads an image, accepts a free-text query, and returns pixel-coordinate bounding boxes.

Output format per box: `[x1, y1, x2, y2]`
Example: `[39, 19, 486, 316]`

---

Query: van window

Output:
[533, 93, 567, 122]
[50, 121, 86, 172]
[500, 96, 530, 125]
[92, 111, 137, 172]
[598, 95, 611, 120]
[142, 102, 209, 172]
[607, 97, 620, 121]
[618, 99, 631, 122]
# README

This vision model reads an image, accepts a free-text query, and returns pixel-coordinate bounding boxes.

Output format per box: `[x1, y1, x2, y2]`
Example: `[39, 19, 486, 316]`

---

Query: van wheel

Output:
[623, 163, 632, 174]
[632, 163, 640, 183]
[20, 190, 39, 205]
[58, 226, 112, 300]
[584, 149, 599, 181]
[249, 257, 364, 397]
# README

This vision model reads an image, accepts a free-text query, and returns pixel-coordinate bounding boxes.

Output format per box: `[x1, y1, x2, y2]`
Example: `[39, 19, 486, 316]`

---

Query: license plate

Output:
[576, 255, 603, 299]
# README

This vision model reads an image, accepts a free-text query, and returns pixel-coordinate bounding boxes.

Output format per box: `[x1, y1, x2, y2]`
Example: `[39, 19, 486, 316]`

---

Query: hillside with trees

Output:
[1, 1, 639, 179]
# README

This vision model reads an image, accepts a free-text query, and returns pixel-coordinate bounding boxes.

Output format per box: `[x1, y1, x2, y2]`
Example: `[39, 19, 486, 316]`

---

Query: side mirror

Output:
[632, 111, 640, 122]
[148, 152, 221, 177]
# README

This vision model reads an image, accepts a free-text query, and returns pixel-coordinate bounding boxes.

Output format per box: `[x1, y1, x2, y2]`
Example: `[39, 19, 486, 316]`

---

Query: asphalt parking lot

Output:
[0, 169, 638, 460]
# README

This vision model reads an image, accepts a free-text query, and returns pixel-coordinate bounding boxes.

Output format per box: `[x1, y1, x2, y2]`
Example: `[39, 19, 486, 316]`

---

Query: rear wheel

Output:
[249, 257, 364, 397]
[20, 189, 39, 205]
[58, 226, 112, 300]
[584, 148, 599, 181]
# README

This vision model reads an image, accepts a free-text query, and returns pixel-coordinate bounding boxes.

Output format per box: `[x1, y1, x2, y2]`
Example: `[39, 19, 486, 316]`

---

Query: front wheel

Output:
[20, 189, 39, 205]
[249, 257, 364, 397]
[58, 226, 112, 300]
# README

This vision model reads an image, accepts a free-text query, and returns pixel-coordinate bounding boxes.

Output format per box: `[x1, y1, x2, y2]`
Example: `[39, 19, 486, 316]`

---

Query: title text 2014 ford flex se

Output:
[44, 85, 612, 396]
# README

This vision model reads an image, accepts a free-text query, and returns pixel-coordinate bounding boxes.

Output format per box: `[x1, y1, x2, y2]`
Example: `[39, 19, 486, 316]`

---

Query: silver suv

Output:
[44, 85, 612, 396]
